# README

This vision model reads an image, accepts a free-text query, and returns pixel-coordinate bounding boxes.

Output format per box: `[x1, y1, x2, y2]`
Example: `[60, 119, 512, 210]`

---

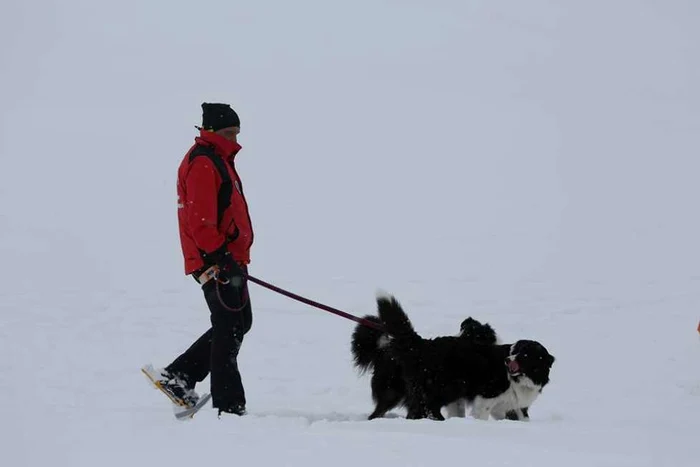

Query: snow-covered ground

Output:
[1, 1, 699, 466]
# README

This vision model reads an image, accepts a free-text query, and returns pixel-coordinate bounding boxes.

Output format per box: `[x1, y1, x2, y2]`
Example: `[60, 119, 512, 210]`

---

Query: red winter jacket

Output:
[177, 130, 254, 274]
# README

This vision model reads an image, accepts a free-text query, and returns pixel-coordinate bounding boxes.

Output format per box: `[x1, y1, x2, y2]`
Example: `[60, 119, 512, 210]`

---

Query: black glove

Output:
[203, 244, 244, 286]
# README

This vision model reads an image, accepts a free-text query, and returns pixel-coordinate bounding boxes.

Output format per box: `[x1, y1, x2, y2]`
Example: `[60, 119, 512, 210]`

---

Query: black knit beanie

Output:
[201, 103, 240, 131]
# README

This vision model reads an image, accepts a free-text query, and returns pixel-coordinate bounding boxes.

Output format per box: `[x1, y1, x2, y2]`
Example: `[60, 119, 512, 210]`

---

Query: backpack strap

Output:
[189, 144, 232, 227]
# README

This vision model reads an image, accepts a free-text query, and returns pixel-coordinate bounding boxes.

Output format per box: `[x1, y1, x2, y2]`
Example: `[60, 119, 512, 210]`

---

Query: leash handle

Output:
[214, 272, 250, 313]
[244, 273, 384, 331]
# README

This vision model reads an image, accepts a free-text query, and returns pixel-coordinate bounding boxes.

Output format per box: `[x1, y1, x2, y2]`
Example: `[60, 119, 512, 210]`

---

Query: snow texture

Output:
[1, 1, 699, 466]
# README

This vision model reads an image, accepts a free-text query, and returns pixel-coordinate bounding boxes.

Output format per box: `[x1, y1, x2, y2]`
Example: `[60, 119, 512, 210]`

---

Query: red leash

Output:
[215, 279, 250, 312]
[244, 273, 385, 331]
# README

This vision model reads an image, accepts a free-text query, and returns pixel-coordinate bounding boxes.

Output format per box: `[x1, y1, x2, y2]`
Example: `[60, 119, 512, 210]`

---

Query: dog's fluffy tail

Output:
[351, 315, 386, 373]
[376, 293, 419, 345]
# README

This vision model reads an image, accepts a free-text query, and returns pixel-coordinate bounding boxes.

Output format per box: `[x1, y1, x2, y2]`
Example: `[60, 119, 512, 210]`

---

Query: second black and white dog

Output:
[352, 312, 499, 419]
[351, 293, 555, 421]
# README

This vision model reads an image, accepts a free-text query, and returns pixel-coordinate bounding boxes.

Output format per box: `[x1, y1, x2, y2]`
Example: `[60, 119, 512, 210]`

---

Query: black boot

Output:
[218, 404, 246, 418]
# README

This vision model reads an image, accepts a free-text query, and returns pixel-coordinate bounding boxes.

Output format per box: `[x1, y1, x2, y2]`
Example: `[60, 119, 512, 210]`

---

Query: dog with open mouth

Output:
[351, 312, 499, 420]
[352, 293, 555, 421]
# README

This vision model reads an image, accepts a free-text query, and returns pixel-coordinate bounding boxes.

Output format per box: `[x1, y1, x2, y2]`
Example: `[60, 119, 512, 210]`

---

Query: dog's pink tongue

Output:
[507, 360, 520, 373]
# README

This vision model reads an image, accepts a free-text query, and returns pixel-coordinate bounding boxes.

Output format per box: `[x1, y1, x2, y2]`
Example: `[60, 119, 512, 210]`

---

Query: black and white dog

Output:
[352, 293, 555, 421]
[351, 312, 499, 420]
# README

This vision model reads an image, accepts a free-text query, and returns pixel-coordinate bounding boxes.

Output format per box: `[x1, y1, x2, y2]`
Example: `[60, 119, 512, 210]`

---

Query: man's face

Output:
[217, 126, 240, 142]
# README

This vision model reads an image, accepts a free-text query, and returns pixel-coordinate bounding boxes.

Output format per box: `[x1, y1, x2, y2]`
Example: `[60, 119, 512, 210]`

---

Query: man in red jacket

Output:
[146, 103, 254, 417]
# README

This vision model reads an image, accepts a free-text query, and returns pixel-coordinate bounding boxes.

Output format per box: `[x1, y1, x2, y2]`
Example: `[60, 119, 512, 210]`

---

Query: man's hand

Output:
[203, 245, 245, 286]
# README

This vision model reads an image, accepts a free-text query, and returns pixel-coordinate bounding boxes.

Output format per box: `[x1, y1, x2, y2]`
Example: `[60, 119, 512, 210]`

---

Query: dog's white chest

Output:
[510, 378, 541, 408]
[470, 377, 542, 420]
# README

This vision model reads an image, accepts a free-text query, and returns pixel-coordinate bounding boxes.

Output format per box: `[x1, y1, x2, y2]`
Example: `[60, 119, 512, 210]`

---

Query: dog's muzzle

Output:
[506, 354, 521, 376]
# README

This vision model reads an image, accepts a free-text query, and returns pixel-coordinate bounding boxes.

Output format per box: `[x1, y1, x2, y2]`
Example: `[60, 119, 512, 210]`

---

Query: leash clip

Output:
[196, 265, 220, 285]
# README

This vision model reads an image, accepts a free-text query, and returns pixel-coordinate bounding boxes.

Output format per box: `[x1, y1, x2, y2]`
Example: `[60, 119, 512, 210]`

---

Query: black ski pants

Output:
[166, 273, 252, 411]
